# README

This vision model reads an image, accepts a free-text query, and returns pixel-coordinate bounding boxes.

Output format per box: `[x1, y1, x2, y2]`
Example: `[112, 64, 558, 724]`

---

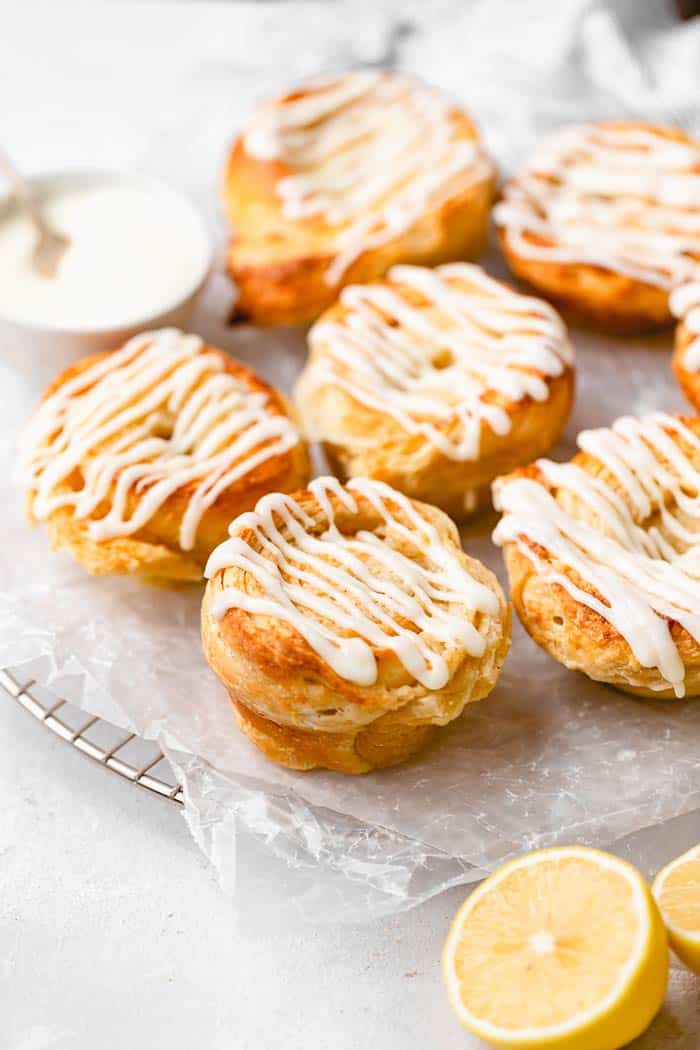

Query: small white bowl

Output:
[0, 169, 212, 383]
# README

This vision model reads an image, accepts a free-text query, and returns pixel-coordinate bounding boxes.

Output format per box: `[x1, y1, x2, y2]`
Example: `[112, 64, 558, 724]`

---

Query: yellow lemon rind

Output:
[652, 843, 700, 976]
[442, 846, 669, 1050]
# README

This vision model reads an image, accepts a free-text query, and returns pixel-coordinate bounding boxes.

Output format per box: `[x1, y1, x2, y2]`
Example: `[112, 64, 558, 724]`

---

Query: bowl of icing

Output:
[0, 169, 212, 374]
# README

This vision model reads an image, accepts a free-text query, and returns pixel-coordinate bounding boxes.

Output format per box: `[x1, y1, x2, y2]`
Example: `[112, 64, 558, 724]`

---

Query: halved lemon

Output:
[652, 842, 700, 974]
[442, 846, 668, 1050]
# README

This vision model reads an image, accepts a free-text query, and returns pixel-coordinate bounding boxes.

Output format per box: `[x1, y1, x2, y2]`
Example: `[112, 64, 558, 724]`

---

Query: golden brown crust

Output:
[497, 419, 700, 698]
[503, 542, 700, 699]
[23, 344, 311, 583]
[498, 233, 673, 333]
[672, 321, 700, 411]
[223, 105, 496, 327]
[498, 121, 700, 333]
[294, 271, 574, 520]
[229, 699, 437, 774]
[201, 485, 511, 772]
[306, 370, 574, 523]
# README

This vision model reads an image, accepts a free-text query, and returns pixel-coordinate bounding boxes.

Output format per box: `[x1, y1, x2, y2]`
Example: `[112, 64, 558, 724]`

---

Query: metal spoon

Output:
[0, 148, 70, 278]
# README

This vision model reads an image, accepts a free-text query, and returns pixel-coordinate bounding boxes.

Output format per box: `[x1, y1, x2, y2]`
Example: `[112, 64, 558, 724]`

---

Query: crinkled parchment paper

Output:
[2, 0, 700, 921]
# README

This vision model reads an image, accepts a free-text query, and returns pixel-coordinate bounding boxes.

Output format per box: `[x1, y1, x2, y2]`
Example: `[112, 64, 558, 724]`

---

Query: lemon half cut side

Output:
[653, 842, 700, 974]
[442, 846, 669, 1050]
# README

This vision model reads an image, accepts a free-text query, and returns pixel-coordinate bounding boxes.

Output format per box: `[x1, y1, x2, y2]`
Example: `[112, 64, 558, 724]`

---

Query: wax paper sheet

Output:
[2, 0, 700, 921]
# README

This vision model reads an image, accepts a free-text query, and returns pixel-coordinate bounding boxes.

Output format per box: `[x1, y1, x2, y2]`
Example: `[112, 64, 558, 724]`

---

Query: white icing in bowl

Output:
[0, 170, 211, 343]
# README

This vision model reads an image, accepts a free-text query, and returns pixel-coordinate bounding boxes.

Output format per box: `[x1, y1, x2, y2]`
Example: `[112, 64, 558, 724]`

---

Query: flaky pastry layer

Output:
[496, 121, 700, 332]
[494, 415, 700, 699]
[295, 265, 574, 520]
[202, 481, 510, 772]
[223, 72, 496, 326]
[20, 334, 310, 583]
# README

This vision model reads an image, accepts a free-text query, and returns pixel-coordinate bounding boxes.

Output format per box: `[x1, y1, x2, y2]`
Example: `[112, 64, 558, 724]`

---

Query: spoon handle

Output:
[0, 147, 49, 233]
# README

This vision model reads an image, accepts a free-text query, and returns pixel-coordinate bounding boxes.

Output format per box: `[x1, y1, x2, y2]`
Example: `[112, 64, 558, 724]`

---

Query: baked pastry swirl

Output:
[202, 476, 510, 772]
[224, 69, 496, 326]
[493, 412, 700, 698]
[671, 279, 700, 408]
[294, 263, 574, 519]
[495, 122, 700, 331]
[17, 328, 310, 582]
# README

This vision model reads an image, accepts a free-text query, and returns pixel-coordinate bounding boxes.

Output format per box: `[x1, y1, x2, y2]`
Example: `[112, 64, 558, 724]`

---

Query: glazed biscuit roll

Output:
[16, 328, 310, 582]
[295, 263, 574, 520]
[223, 70, 496, 325]
[493, 412, 700, 698]
[495, 122, 700, 331]
[202, 476, 510, 773]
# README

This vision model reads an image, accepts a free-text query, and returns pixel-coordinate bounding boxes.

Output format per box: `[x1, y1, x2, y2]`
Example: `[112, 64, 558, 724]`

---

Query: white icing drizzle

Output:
[671, 280, 700, 370]
[242, 70, 493, 285]
[17, 328, 302, 552]
[301, 263, 572, 460]
[205, 476, 499, 688]
[492, 412, 700, 696]
[494, 124, 700, 289]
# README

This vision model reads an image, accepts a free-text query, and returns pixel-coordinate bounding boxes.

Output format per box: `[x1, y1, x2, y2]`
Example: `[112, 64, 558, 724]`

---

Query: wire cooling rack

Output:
[1, 667, 183, 804]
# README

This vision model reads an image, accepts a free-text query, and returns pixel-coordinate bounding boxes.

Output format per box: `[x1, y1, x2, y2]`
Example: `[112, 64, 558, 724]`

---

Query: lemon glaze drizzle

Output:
[206, 476, 498, 688]
[493, 413, 700, 696]
[243, 70, 493, 285]
[18, 328, 301, 551]
[302, 263, 572, 460]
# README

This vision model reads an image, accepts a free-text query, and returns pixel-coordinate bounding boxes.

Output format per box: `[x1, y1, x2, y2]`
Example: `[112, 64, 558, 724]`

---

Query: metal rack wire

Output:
[1, 667, 182, 804]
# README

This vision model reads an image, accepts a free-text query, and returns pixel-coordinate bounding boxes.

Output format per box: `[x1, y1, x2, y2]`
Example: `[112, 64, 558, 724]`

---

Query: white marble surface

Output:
[3, 2, 700, 1046]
